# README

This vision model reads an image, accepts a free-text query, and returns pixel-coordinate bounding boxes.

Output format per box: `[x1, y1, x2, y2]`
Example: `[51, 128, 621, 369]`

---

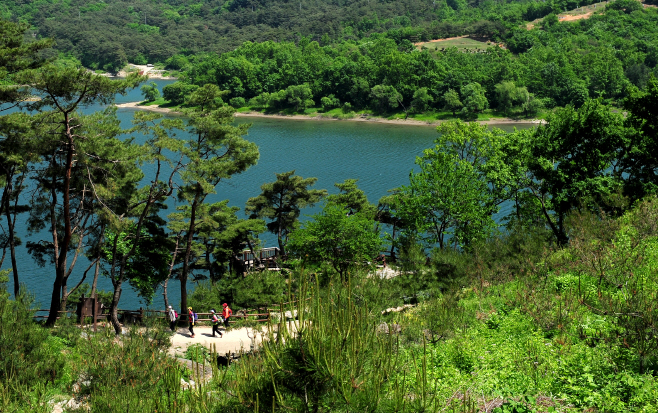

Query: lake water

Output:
[5, 79, 534, 310]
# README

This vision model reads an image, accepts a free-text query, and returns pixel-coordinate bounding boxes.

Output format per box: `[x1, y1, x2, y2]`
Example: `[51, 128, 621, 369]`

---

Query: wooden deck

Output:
[239, 247, 281, 271]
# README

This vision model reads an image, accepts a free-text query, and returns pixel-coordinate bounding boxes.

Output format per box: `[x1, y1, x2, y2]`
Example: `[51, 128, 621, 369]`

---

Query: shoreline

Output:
[107, 72, 177, 80]
[99, 64, 178, 80]
[114, 101, 543, 127]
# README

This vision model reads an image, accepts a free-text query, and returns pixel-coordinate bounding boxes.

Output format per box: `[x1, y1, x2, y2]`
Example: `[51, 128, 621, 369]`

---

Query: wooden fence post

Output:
[78, 294, 85, 325]
[93, 295, 97, 332]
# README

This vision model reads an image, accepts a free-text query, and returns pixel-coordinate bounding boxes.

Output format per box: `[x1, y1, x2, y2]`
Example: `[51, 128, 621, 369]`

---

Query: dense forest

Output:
[23, 1, 650, 119]
[1, 0, 517, 69]
[165, 2, 656, 118]
[2, 0, 650, 72]
[5, 0, 658, 117]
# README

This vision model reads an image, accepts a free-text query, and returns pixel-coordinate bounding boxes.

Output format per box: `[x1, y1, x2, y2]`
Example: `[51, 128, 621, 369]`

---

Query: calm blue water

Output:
[5, 79, 533, 310]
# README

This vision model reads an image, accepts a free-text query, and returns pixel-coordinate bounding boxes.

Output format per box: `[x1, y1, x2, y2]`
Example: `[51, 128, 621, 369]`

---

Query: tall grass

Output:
[0, 275, 65, 412]
[216, 272, 466, 412]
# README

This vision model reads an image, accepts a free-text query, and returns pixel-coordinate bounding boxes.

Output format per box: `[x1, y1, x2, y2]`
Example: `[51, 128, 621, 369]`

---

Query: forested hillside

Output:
[161, 3, 658, 121]
[0, 0, 625, 71]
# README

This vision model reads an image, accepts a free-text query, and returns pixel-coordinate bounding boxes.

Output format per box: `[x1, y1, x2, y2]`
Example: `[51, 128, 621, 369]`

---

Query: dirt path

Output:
[169, 326, 267, 357]
[413, 35, 469, 46]
[559, 12, 594, 21]
[376, 266, 400, 279]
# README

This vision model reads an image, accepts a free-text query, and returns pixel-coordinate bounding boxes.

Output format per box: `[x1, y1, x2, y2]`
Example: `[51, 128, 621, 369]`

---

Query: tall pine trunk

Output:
[110, 281, 123, 335]
[162, 235, 180, 310]
[47, 116, 75, 326]
[180, 189, 200, 321]
[90, 259, 100, 299]
[2, 172, 19, 297]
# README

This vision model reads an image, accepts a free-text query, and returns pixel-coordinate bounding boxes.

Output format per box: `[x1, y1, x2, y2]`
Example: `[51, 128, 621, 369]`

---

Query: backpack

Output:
[193, 312, 199, 322]
[174, 311, 178, 319]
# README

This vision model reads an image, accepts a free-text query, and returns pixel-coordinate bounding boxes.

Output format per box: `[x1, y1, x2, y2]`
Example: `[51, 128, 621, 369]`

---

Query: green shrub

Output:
[342, 102, 353, 113]
[189, 270, 289, 311]
[74, 325, 180, 411]
[248, 92, 271, 109]
[0, 274, 66, 409]
[222, 276, 403, 412]
[185, 343, 210, 364]
[229, 96, 246, 108]
[320, 94, 340, 111]
[162, 81, 199, 105]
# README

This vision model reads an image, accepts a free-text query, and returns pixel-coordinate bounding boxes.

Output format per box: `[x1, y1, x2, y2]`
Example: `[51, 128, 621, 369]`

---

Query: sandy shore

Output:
[101, 64, 177, 80]
[115, 101, 178, 114]
[236, 111, 543, 127]
[115, 101, 542, 127]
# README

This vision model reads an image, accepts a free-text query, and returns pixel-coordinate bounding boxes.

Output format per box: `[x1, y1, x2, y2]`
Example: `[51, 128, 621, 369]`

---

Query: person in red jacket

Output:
[222, 303, 232, 330]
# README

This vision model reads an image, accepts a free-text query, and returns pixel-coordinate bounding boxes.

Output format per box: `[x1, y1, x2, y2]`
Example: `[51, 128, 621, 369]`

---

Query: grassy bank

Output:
[236, 105, 542, 123]
[129, 99, 544, 126]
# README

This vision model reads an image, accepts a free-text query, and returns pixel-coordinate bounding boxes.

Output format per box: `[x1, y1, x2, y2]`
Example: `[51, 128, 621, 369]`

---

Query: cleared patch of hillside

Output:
[526, 1, 611, 29]
[416, 36, 495, 55]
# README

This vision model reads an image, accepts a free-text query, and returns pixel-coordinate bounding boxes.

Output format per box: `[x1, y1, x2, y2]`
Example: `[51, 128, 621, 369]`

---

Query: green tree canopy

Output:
[395, 120, 521, 250]
[0, 20, 53, 106]
[525, 99, 628, 244]
[246, 170, 327, 255]
[288, 204, 382, 279]
[140, 82, 161, 102]
[397, 148, 496, 250]
[461, 82, 488, 114]
[494, 81, 529, 114]
[369, 85, 402, 113]
[18, 66, 144, 326]
[621, 76, 658, 200]
[411, 87, 433, 113]
[326, 179, 376, 218]
[101, 220, 171, 305]
[443, 89, 463, 116]
[163, 81, 199, 105]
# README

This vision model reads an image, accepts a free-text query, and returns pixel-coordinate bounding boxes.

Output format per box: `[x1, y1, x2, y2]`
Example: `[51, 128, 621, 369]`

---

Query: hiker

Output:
[222, 303, 233, 330]
[210, 309, 223, 338]
[167, 305, 178, 332]
[187, 306, 196, 338]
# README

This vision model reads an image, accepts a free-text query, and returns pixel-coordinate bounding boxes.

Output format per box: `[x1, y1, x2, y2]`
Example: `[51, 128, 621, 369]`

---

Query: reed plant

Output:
[68, 324, 178, 411]
[218, 271, 458, 412]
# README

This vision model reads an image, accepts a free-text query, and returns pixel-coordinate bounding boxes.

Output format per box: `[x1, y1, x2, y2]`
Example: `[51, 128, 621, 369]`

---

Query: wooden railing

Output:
[32, 297, 312, 325]
[32, 310, 74, 320]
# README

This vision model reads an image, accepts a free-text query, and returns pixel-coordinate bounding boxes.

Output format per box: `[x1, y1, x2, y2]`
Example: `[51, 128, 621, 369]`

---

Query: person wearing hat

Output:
[222, 303, 233, 330]
[187, 306, 196, 338]
[210, 309, 223, 337]
[167, 305, 178, 332]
